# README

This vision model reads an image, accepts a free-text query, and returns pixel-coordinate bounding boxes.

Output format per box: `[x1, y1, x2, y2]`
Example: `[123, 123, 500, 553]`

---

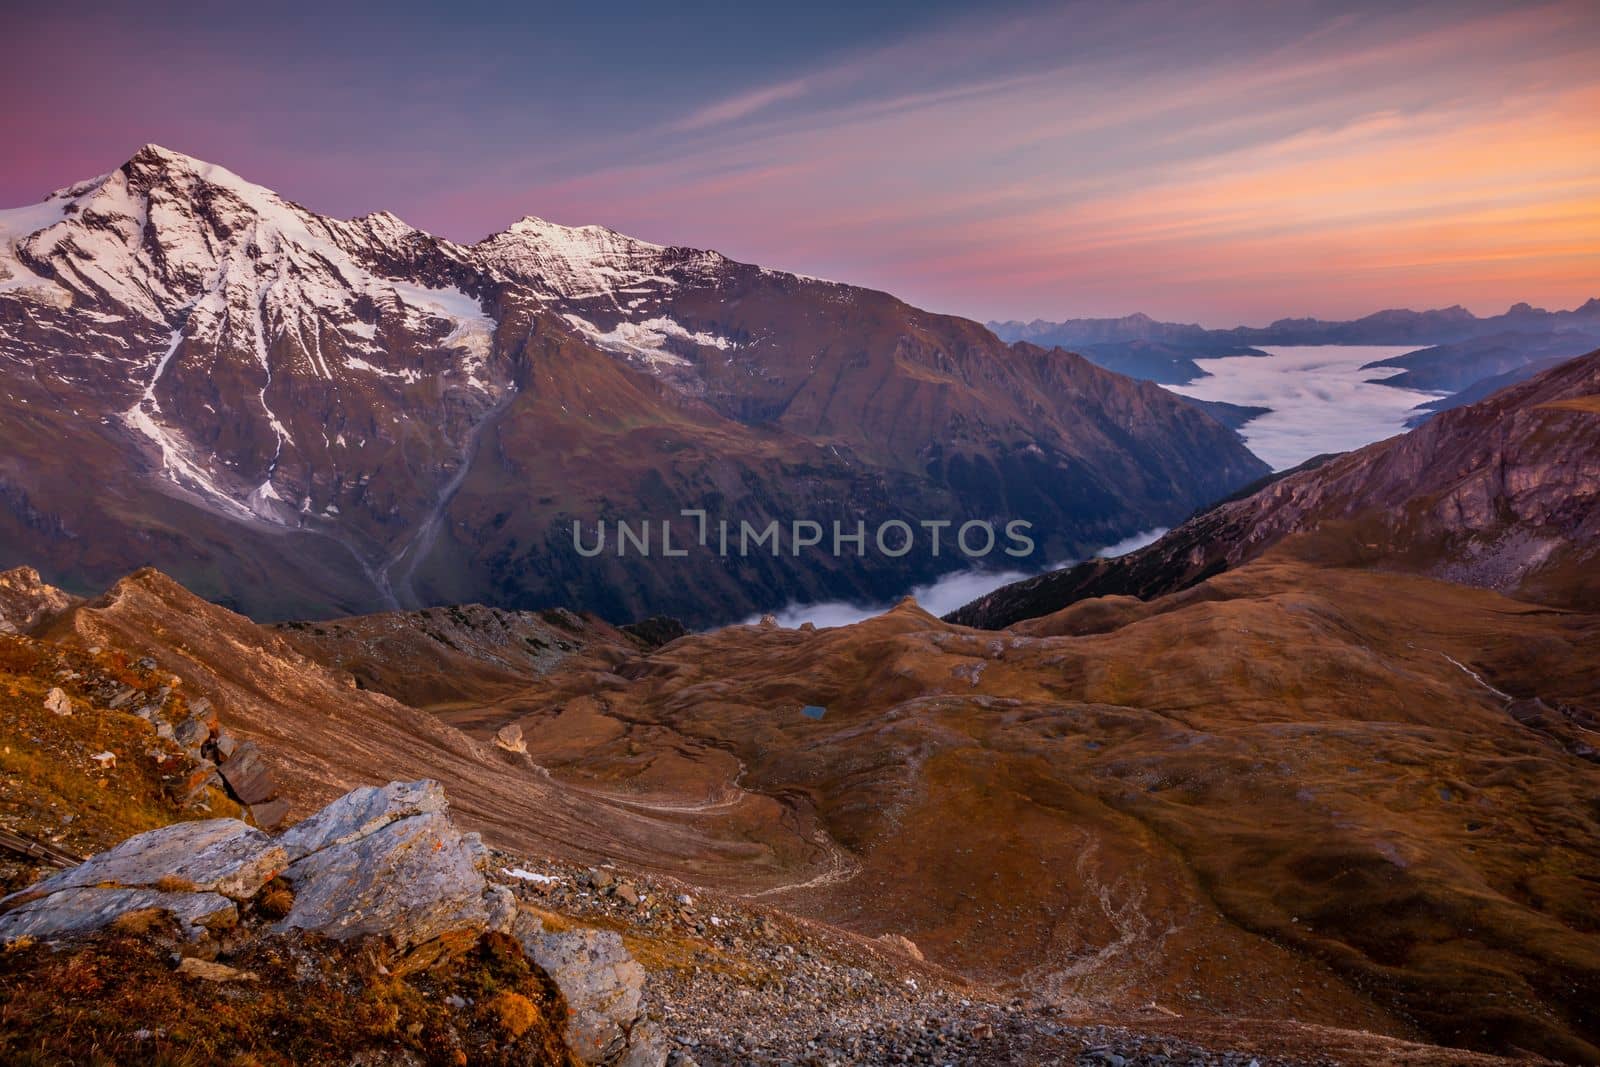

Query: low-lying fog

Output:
[1166, 345, 1447, 471]
[750, 528, 1167, 630]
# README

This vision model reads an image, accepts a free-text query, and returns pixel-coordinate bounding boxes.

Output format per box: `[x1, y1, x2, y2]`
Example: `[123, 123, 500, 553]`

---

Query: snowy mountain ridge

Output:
[0, 145, 750, 525]
[0, 145, 1268, 625]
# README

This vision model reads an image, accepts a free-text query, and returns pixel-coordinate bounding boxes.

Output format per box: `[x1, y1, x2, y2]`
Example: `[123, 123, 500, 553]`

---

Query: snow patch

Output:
[122, 328, 254, 517]
[344, 354, 422, 383]
[0, 195, 72, 299]
[386, 280, 494, 390]
[246, 477, 289, 521]
[564, 313, 729, 368]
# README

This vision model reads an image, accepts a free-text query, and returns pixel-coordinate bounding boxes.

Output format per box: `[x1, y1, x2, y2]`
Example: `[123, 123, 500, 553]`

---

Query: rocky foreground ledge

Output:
[0, 779, 666, 1066]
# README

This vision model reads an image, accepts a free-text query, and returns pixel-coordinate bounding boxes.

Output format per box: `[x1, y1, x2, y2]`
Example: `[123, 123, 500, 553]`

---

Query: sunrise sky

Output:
[3, 0, 1596, 325]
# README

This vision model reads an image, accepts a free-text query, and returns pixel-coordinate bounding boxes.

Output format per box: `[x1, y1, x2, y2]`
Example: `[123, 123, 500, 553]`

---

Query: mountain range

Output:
[989, 305, 1600, 410]
[991, 302, 1600, 352]
[0, 146, 1265, 627]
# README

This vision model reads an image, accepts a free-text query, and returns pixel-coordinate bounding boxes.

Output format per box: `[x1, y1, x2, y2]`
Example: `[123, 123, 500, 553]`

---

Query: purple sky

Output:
[4, 0, 1597, 325]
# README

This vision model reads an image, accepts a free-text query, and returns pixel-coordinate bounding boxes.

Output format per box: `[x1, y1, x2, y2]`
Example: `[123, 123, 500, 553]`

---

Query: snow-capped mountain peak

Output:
[0, 147, 505, 540]
[480, 214, 728, 302]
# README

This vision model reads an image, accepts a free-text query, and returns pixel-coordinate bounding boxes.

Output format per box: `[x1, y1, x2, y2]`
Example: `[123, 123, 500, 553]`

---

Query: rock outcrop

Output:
[0, 818, 282, 939]
[17, 818, 285, 901]
[134, 680, 291, 828]
[198, 706, 283, 824]
[876, 932, 925, 961]
[273, 781, 515, 952]
[513, 912, 665, 1067]
[0, 777, 667, 1066]
[495, 722, 529, 754]
[0, 780, 506, 952]
[0, 566, 77, 634]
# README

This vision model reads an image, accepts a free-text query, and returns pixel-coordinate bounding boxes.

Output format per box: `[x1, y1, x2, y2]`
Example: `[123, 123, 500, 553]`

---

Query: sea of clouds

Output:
[1165, 345, 1446, 471]
[751, 527, 1168, 630]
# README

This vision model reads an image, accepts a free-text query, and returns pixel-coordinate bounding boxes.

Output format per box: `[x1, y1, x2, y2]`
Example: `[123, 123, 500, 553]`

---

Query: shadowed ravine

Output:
[376, 389, 519, 611]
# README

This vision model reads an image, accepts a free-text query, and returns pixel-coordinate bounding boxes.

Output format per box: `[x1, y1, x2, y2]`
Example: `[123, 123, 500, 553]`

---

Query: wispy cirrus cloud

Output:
[670, 77, 818, 132]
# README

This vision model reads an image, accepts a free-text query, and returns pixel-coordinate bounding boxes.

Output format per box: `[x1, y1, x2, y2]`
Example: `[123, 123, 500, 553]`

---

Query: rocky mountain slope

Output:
[1, 568, 1565, 1065]
[486, 570, 1600, 1062]
[1403, 355, 1576, 427]
[1362, 330, 1600, 394]
[949, 346, 1600, 630]
[272, 601, 626, 709]
[13, 556, 1599, 1060]
[1366, 330, 1600, 426]
[0, 146, 1265, 626]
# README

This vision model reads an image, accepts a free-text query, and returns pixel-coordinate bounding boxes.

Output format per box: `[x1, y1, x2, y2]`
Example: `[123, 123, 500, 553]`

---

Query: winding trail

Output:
[1434, 650, 1513, 704]
[570, 755, 864, 897]
[582, 785, 750, 816]
[576, 758, 753, 815]
[748, 823, 862, 897]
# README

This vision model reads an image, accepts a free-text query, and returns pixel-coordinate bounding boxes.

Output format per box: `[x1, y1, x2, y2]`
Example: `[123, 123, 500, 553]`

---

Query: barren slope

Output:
[465, 557, 1600, 1062]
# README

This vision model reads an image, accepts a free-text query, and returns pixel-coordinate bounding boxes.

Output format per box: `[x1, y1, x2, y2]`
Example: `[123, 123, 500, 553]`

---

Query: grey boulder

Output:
[277, 778, 448, 861]
[0, 776, 672, 1065]
[274, 810, 506, 950]
[3, 818, 284, 904]
[0, 818, 283, 942]
[514, 912, 667, 1067]
[0, 886, 237, 940]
